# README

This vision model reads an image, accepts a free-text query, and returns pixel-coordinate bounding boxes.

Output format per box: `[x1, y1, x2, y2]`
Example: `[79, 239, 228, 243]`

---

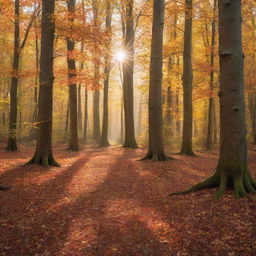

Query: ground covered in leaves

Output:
[0, 145, 256, 256]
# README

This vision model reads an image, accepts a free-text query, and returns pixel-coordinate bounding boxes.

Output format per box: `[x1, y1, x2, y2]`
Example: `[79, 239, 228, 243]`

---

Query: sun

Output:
[115, 50, 126, 63]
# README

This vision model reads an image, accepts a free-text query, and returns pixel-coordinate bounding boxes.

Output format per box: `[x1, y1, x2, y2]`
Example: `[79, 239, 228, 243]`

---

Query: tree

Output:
[141, 0, 168, 161]
[122, 0, 137, 148]
[27, 0, 59, 167]
[171, 0, 256, 199]
[206, 0, 218, 150]
[100, 0, 112, 147]
[66, 0, 79, 151]
[7, 0, 39, 151]
[180, 0, 194, 156]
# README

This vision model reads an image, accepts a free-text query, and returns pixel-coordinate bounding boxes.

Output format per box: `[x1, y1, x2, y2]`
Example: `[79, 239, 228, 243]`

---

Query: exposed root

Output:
[170, 174, 219, 196]
[123, 141, 138, 149]
[170, 170, 256, 199]
[27, 155, 60, 167]
[179, 150, 196, 157]
[140, 150, 170, 161]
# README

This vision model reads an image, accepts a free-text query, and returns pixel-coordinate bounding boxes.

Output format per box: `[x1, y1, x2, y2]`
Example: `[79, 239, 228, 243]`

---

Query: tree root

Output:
[27, 155, 60, 167]
[170, 171, 256, 199]
[179, 150, 196, 157]
[140, 151, 171, 161]
[123, 141, 138, 149]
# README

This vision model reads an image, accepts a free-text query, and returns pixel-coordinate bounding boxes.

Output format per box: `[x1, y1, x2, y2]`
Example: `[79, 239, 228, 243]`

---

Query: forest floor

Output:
[0, 145, 256, 256]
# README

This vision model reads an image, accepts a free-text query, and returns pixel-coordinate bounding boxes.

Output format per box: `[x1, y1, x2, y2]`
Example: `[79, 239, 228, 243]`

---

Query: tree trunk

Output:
[66, 0, 79, 151]
[100, 1, 112, 147]
[65, 99, 70, 133]
[84, 86, 88, 142]
[248, 93, 256, 144]
[122, 0, 137, 148]
[92, 0, 101, 143]
[142, 0, 168, 161]
[7, 0, 20, 151]
[180, 0, 194, 156]
[77, 84, 82, 132]
[28, 0, 59, 167]
[171, 0, 256, 199]
[120, 99, 124, 144]
[206, 0, 217, 151]
[30, 20, 39, 140]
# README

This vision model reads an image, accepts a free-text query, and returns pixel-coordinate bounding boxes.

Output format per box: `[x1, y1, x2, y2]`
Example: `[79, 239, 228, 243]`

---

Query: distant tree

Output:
[27, 0, 59, 167]
[92, 0, 101, 143]
[122, 0, 137, 148]
[142, 0, 168, 161]
[206, 0, 218, 150]
[171, 0, 256, 198]
[66, 0, 79, 151]
[100, 0, 112, 147]
[7, 0, 39, 151]
[180, 0, 194, 156]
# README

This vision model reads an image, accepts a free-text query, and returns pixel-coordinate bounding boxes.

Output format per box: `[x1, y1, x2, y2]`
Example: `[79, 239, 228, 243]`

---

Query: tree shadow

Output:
[0, 147, 255, 256]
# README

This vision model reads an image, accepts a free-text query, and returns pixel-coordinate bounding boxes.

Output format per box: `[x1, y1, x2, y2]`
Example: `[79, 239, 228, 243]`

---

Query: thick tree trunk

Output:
[28, 0, 59, 167]
[171, 0, 256, 199]
[100, 1, 112, 147]
[122, 0, 137, 148]
[206, 0, 217, 151]
[66, 0, 79, 151]
[142, 0, 168, 161]
[7, 0, 20, 151]
[180, 0, 194, 156]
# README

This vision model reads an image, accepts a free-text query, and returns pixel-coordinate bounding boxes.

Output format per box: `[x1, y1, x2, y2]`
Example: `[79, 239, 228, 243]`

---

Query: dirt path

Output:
[0, 146, 256, 256]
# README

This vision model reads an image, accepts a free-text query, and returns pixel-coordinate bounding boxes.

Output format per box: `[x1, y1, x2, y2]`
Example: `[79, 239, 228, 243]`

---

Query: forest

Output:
[0, 0, 256, 255]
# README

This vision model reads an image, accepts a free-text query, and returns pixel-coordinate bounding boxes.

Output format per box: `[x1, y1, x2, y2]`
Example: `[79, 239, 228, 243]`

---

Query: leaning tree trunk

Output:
[27, 0, 59, 167]
[66, 0, 79, 151]
[180, 0, 194, 156]
[206, 0, 217, 151]
[142, 0, 168, 161]
[7, 0, 20, 151]
[171, 0, 256, 199]
[122, 0, 137, 148]
[100, 1, 112, 147]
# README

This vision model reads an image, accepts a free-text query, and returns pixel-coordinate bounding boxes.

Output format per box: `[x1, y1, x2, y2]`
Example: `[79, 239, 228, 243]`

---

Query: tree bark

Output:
[142, 0, 168, 161]
[122, 0, 137, 148]
[180, 0, 195, 156]
[100, 1, 112, 147]
[171, 0, 256, 199]
[28, 0, 59, 167]
[66, 0, 79, 151]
